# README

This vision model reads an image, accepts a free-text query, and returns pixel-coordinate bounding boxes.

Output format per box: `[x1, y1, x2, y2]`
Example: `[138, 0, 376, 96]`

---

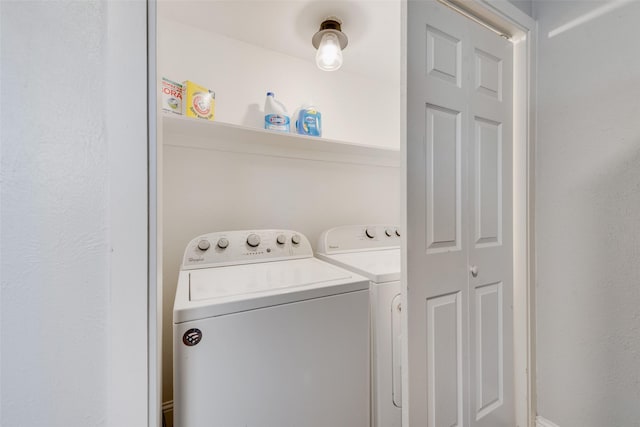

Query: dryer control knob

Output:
[276, 234, 286, 245]
[197, 239, 211, 251]
[385, 228, 393, 237]
[217, 238, 229, 249]
[395, 229, 401, 237]
[291, 234, 301, 245]
[246, 234, 261, 248]
[365, 228, 376, 239]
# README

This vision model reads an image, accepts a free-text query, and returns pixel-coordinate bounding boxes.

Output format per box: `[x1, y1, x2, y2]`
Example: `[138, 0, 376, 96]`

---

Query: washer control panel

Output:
[182, 229, 313, 270]
[317, 225, 401, 254]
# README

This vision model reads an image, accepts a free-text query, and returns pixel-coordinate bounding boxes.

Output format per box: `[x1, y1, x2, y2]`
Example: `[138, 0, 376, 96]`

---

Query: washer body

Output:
[317, 225, 402, 427]
[174, 230, 370, 427]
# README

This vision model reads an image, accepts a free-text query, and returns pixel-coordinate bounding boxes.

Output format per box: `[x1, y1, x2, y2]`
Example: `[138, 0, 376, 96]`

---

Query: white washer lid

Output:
[174, 258, 369, 322]
[191, 258, 356, 300]
[317, 249, 401, 283]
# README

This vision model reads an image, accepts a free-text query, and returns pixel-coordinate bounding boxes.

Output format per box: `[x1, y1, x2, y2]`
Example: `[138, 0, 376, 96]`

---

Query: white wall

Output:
[507, 0, 533, 17]
[1, 1, 148, 426]
[158, 17, 400, 149]
[1, 2, 109, 425]
[534, 1, 640, 425]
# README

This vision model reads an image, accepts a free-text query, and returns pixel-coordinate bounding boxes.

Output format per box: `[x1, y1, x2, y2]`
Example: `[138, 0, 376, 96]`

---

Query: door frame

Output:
[106, 0, 153, 426]
[142, 0, 537, 425]
[400, 1, 537, 426]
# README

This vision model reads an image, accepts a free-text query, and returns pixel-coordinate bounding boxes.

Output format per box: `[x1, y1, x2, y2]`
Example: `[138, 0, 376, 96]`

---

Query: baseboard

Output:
[164, 401, 552, 427]
[537, 416, 560, 427]
[164, 401, 554, 427]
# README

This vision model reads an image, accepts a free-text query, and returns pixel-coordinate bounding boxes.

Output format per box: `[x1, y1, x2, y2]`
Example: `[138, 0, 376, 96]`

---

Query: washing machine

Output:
[316, 225, 402, 427]
[173, 229, 370, 427]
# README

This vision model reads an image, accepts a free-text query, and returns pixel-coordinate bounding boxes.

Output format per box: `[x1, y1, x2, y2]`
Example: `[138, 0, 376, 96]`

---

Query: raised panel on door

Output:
[474, 48, 503, 101]
[474, 117, 502, 248]
[474, 282, 504, 420]
[425, 104, 462, 254]
[426, 292, 463, 427]
[426, 25, 462, 87]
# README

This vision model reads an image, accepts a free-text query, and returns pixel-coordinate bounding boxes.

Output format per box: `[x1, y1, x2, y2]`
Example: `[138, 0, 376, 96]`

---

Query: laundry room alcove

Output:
[156, 1, 403, 425]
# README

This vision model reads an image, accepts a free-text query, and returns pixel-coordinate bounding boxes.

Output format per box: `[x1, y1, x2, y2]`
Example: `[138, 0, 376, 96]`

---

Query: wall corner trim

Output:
[537, 416, 560, 427]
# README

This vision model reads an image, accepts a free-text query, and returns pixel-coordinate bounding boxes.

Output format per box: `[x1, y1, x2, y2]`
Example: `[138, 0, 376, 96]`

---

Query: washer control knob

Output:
[385, 228, 393, 237]
[246, 234, 261, 248]
[291, 234, 301, 245]
[395, 229, 401, 237]
[217, 238, 229, 249]
[365, 227, 376, 239]
[276, 234, 286, 245]
[197, 239, 211, 251]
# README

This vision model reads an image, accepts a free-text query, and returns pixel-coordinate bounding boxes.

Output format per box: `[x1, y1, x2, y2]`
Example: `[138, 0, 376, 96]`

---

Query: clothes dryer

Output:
[174, 229, 370, 427]
[316, 225, 402, 427]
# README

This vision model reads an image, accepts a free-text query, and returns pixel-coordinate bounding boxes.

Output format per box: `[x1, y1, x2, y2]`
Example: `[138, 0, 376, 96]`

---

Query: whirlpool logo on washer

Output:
[188, 256, 204, 262]
[183, 328, 202, 346]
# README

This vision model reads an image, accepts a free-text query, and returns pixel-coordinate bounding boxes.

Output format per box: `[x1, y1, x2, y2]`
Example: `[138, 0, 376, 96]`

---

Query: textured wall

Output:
[507, 0, 533, 17]
[534, 1, 640, 425]
[1, 2, 108, 426]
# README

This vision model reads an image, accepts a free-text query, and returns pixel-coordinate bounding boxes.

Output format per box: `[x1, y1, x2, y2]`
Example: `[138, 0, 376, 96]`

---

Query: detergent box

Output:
[183, 80, 215, 121]
[161, 78, 183, 115]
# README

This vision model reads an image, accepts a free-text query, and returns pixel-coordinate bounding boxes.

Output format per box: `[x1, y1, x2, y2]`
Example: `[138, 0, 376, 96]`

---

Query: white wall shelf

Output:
[162, 114, 400, 168]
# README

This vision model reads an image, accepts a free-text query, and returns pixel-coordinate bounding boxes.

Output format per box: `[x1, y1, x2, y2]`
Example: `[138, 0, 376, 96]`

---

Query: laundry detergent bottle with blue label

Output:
[264, 92, 290, 132]
[296, 105, 322, 137]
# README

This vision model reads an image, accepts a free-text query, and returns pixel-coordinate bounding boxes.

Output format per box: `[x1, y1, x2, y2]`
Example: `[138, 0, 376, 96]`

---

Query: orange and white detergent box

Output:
[161, 77, 183, 115]
[183, 80, 215, 121]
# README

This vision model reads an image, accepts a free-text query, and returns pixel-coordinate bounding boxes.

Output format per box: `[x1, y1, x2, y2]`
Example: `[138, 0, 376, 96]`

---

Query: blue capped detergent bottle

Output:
[295, 105, 322, 137]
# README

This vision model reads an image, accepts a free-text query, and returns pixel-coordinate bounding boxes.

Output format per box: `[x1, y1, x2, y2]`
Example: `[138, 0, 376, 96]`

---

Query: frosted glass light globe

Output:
[315, 32, 343, 71]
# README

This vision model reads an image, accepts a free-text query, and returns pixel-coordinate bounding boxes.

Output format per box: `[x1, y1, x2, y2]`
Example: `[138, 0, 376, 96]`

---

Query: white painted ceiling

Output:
[157, 0, 401, 85]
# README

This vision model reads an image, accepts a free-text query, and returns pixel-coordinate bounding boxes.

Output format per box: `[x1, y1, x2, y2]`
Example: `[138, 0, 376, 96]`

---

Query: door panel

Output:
[426, 25, 462, 87]
[426, 292, 463, 427]
[474, 282, 503, 419]
[407, 1, 514, 426]
[425, 104, 462, 253]
[474, 117, 502, 248]
[474, 49, 503, 100]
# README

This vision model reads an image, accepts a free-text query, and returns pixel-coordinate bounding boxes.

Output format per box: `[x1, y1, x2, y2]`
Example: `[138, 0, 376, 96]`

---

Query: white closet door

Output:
[467, 19, 513, 427]
[406, 1, 513, 426]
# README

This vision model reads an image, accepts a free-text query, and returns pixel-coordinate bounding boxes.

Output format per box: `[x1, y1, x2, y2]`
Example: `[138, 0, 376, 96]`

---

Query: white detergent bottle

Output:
[264, 92, 290, 132]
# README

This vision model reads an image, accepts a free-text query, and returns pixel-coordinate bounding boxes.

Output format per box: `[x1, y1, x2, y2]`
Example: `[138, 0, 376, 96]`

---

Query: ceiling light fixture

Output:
[312, 17, 348, 72]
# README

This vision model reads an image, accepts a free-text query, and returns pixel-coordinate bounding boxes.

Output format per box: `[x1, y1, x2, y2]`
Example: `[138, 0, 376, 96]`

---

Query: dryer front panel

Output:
[370, 280, 403, 427]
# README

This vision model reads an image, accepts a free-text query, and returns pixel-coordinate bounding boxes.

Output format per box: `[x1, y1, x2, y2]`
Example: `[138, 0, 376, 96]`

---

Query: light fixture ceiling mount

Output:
[312, 17, 348, 71]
